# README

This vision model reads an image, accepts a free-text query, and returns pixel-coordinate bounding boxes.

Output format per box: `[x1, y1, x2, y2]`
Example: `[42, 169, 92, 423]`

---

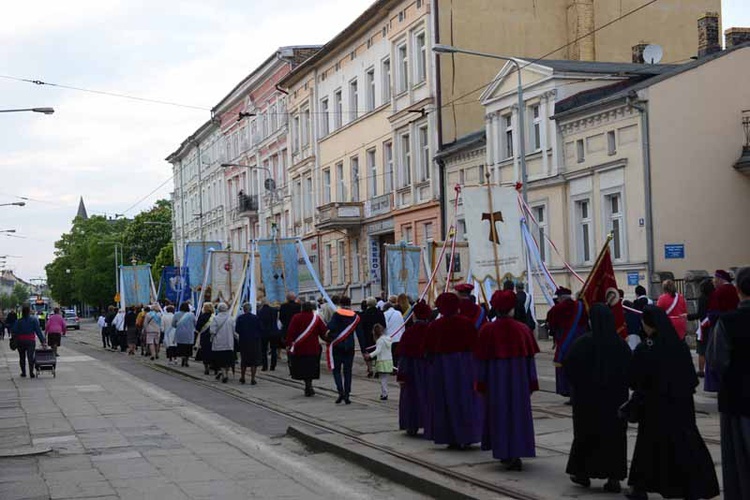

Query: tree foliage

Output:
[45, 200, 172, 310]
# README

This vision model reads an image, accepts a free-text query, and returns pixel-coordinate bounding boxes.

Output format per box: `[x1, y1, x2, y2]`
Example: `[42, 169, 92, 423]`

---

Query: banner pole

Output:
[485, 175, 502, 285]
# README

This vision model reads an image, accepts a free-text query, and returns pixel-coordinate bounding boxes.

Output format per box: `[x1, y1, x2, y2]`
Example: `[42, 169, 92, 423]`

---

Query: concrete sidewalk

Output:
[0, 338, 426, 500]
[69, 325, 723, 499]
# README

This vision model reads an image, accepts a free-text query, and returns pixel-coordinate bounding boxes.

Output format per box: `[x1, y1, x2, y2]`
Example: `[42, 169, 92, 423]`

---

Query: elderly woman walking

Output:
[143, 304, 162, 361]
[11, 305, 46, 378]
[211, 303, 235, 383]
[173, 302, 196, 367]
[196, 303, 215, 375]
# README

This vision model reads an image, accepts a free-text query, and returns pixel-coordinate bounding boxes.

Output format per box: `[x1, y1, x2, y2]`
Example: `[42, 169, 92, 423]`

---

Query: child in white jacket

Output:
[366, 324, 393, 400]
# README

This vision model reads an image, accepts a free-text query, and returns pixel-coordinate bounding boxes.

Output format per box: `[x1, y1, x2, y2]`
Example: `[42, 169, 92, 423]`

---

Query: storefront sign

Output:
[369, 237, 381, 283]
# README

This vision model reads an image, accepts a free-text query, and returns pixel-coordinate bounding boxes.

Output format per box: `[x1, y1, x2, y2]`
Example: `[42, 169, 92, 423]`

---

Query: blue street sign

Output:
[664, 244, 685, 259]
[627, 272, 640, 286]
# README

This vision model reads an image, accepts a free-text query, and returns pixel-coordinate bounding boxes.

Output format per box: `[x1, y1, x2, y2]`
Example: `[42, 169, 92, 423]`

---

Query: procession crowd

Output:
[6, 267, 748, 500]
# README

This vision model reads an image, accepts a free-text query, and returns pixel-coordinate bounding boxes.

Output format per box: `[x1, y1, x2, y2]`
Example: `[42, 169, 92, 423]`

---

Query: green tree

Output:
[122, 199, 172, 267]
[11, 283, 29, 307]
[152, 241, 174, 282]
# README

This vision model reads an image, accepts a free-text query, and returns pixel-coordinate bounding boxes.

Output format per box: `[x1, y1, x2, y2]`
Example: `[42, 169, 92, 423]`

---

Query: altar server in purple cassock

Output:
[397, 300, 433, 437]
[474, 290, 540, 471]
[424, 292, 483, 449]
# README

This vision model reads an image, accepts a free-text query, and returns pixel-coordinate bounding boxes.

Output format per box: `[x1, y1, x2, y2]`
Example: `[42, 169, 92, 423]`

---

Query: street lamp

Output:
[0, 229, 16, 233]
[433, 44, 528, 202]
[0, 107, 54, 115]
[0, 202, 25, 207]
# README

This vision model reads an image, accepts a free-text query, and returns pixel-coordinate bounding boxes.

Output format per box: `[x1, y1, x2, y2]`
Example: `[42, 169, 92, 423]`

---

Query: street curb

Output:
[287, 425, 502, 500]
[0, 446, 52, 458]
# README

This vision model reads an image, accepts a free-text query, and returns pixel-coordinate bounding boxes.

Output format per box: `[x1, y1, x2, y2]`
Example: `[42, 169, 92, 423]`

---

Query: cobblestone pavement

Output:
[0, 329, 428, 500]
[4, 321, 723, 499]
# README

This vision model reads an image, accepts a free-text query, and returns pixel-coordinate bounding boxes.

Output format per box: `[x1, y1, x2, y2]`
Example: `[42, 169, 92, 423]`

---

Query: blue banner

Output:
[257, 239, 299, 305]
[184, 241, 222, 292]
[386, 243, 421, 299]
[120, 265, 153, 307]
[160, 266, 190, 304]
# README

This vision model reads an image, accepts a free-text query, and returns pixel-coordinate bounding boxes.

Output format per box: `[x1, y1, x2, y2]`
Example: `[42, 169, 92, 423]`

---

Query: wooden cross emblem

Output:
[482, 211, 504, 244]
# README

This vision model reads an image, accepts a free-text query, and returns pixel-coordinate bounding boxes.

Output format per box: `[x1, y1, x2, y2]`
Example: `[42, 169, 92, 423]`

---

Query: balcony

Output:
[316, 202, 364, 231]
[231, 193, 258, 221]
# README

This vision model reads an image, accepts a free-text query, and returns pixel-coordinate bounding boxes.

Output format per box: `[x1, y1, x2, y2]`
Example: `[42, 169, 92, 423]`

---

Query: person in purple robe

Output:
[475, 290, 540, 471]
[397, 300, 432, 437]
[547, 287, 588, 402]
[424, 292, 483, 449]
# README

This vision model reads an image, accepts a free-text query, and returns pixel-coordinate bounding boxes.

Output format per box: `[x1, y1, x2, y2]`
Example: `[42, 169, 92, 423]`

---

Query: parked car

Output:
[64, 310, 80, 330]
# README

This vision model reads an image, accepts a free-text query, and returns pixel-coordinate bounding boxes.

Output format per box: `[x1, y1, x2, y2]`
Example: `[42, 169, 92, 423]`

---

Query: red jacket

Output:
[285, 311, 326, 356]
[656, 293, 688, 340]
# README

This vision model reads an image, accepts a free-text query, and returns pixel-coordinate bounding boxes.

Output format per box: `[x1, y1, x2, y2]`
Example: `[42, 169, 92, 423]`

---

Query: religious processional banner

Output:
[184, 241, 222, 292]
[429, 241, 470, 294]
[119, 265, 154, 307]
[159, 266, 190, 304]
[206, 251, 248, 305]
[385, 242, 421, 299]
[257, 238, 299, 305]
[462, 185, 525, 283]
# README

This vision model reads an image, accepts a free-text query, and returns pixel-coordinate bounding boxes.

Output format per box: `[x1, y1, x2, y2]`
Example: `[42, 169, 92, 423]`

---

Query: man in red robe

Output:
[424, 292, 483, 449]
[704, 269, 740, 392]
[456, 283, 487, 330]
[547, 287, 588, 400]
[475, 290, 539, 470]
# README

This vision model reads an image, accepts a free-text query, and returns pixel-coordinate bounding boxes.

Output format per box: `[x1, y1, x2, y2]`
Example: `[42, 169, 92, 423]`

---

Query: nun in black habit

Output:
[626, 305, 719, 500]
[564, 303, 631, 493]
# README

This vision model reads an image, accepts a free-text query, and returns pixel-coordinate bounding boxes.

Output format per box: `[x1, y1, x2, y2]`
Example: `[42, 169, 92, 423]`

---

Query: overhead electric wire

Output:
[0, 74, 210, 111]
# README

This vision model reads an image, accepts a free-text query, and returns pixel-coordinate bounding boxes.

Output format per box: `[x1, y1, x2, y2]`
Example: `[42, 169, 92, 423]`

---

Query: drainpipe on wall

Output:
[627, 95, 655, 292]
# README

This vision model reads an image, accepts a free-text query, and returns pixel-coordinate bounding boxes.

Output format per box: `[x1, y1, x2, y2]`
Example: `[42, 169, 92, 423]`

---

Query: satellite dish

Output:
[642, 44, 663, 64]
[264, 178, 277, 191]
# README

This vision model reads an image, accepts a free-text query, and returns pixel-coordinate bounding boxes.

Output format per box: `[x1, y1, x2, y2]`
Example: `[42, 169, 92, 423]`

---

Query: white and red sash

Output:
[666, 293, 680, 316]
[289, 314, 324, 355]
[326, 314, 360, 370]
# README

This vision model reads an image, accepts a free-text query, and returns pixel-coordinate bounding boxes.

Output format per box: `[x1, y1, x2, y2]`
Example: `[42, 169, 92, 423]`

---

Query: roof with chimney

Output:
[553, 42, 750, 119]
[76, 197, 88, 220]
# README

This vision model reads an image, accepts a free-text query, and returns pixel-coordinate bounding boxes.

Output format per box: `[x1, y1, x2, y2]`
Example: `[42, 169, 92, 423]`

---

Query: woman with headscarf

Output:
[173, 302, 196, 367]
[564, 303, 631, 492]
[210, 303, 235, 384]
[625, 305, 719, 500]
[474, 290, 540, 471]
[196, 303, 215, 375]
[424, 292, 483, 449]
[142, 304, 162, 361]
[397, 300, 432, 437]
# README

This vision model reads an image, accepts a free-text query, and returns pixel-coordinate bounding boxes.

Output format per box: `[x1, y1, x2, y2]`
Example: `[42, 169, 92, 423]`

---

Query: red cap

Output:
[454, 283, 474, 294]
[413, 300, 432, 320]
[436, 292, 460, 316]
[491, 290, 516, 314]
[715, 269, 733, 282]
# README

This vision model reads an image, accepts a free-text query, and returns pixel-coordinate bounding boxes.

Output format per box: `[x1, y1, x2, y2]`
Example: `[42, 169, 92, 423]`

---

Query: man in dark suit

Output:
[514, 282, 536, 332]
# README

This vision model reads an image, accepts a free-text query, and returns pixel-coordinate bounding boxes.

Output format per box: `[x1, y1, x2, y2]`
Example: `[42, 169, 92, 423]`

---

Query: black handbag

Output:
[9, 336, 17, 351]
[618, 391, 644, 423]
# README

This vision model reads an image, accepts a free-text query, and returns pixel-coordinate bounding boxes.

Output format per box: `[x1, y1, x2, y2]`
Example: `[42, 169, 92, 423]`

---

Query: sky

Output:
[1, 0, 748, 281]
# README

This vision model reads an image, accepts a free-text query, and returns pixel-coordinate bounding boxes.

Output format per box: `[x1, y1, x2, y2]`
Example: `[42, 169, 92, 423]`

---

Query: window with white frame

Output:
[414, 31, 426, 84]
[349, 78, 358, 122]
[292, 115, 300, 153]
[261, 114, 268, 139]
[333, 89, 342, 130]
[456, 219, 466, 241]
[294, 180, 302, 223]
[351, 237, 360, 282]
[479, 164, 486, 184]
[384, 141, 394, 192]
[382, 58, 391, 102]
[350, 156, 360, 202]
[336, 162, 346, 201]
[399, 133, 411, 188]
[532, 204, 548, 263]
[270, 103, 277, 132]
[324, 244, 332, 285]
[304, 177, 312, 215]
[367, 148, 377, 198]
[397, 43, 409, 93]
[607, 130, 617, 155]
[530, 104, 541, 151]
[423, 222, 433, 242]
[365, 68, 376, 112]
[576, 139, 585, 163]
[504, 115, 514, 158]
[320, 97, 330, 137]
[403, 225, 413, 244]
[418, 125, 430, 182]
[575, 198, 593, 264]
[337, 240, 346, 284]
[301, 107, 310, 147]
[323, 168, 331, 204]
[604, 192, 624, 260]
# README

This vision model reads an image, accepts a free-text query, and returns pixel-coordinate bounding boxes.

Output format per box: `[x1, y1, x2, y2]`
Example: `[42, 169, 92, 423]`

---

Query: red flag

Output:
[580, 242, 627, 338]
